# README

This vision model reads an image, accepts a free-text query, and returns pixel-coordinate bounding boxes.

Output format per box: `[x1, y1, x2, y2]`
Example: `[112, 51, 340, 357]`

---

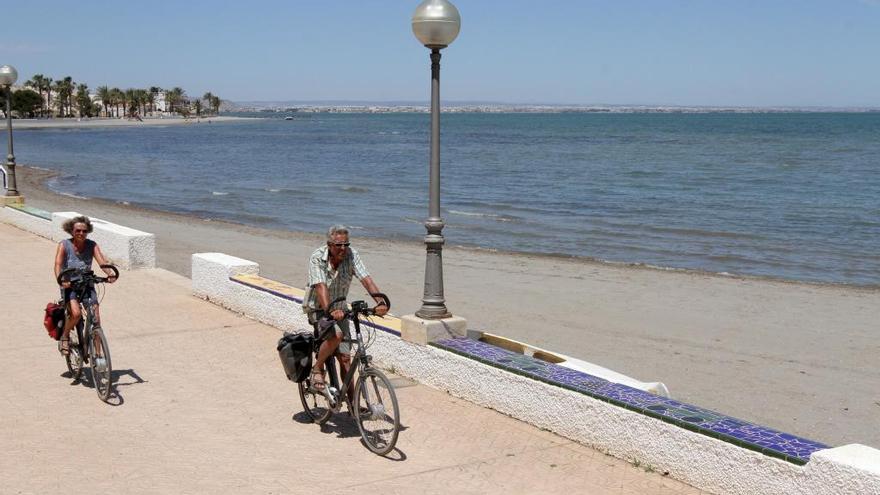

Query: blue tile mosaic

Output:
[432, 336, 829, 465]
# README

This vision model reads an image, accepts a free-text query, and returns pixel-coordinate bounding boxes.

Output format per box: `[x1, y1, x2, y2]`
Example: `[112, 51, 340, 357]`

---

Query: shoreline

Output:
[23, 165, 877, 292]
[12, 164, 880, 448]
[12, 115, 262, 130]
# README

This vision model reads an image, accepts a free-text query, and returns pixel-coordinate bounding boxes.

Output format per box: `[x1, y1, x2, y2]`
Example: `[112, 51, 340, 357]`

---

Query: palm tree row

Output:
[23, 73, 223, 119]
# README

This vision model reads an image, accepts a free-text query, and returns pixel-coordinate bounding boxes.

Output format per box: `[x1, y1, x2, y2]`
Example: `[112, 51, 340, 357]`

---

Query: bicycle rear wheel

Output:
[89, 327, 113, 401]
[63, 321, 84, 381]
[355, 368, 400, 455]
[298, 377, 332, 425]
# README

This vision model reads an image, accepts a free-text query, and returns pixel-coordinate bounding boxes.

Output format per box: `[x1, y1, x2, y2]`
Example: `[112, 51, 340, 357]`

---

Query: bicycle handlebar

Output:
[324, 293, 391, 319]
[57, 264, 120, 287]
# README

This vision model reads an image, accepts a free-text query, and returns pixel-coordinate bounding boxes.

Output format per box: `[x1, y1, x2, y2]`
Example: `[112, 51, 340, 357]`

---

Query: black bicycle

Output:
[57, 264, 119, 402]
[299, 294, 401, 455]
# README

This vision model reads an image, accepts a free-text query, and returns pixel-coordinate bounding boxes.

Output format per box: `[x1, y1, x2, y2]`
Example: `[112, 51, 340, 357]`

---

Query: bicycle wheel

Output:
[89, 327, 113, 401]
[355, 368, 400, 455]
[63, 322, 84, 381]
[298, 375, 332, 425]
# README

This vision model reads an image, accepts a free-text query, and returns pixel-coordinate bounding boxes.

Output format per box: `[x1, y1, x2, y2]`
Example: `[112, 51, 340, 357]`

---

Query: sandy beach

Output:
[12, 115, 260, 129]
[14, 165, 880, 449]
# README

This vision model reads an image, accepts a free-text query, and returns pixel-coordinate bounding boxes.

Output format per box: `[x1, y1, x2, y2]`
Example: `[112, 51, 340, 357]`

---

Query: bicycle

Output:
[298, 293, 401, 455]
[56, 264, 119, 402]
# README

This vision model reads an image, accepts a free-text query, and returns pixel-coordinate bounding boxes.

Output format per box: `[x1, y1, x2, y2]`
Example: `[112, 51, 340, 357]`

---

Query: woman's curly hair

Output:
[62, 215, 93, 235]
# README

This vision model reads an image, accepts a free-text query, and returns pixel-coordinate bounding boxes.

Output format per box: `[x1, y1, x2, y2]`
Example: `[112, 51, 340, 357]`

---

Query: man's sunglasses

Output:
[330, 242, 350, 248]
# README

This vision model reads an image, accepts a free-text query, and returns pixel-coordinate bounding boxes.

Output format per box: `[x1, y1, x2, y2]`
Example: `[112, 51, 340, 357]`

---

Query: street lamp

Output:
[411, 0, 460, 320]
[0, 64, 19, 197]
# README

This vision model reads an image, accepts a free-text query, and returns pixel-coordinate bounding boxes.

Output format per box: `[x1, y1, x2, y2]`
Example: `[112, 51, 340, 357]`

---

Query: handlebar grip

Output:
[369, 292, 390, 310]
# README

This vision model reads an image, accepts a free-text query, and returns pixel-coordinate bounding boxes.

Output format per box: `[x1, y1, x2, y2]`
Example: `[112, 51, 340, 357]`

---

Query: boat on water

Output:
[284, 116, 294, 121]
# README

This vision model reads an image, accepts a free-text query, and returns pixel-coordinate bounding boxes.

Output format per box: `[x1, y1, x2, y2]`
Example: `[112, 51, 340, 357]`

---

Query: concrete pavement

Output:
[0, 222, 702, 494]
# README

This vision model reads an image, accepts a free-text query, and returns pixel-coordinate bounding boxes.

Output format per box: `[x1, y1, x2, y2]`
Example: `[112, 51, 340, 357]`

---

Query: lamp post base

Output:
[400, 313, 467, 345]
[1, 194, 24, 206]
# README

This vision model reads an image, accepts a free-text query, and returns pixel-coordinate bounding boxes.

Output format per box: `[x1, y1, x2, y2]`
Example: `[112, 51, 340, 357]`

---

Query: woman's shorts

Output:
[61, 287, 98, 306]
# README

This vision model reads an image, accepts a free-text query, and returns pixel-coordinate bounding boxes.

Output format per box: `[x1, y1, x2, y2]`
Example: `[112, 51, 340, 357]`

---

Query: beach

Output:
[11, 115, 259, 129]
[15, 165, 880, 449]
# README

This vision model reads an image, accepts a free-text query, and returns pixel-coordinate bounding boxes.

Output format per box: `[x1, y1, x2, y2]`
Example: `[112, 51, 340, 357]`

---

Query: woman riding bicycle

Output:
[53, 215, 117, 356]
[302, 224, 388, 398]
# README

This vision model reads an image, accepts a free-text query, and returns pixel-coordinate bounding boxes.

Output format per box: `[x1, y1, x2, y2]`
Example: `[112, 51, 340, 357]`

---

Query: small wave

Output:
[57, 191, 90, 200]
[448, 209, 519, 222]
[212, 191, 229, 196]
[342, 186, 370, 193]
[265, 188, 281, 193]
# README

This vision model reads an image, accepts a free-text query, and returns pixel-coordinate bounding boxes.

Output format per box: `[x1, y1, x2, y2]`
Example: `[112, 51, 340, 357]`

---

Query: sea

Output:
[12, 112, 880, 287]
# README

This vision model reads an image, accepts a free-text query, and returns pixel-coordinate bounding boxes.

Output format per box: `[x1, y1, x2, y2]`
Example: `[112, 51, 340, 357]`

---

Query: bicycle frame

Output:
[318, 313, 372, 410]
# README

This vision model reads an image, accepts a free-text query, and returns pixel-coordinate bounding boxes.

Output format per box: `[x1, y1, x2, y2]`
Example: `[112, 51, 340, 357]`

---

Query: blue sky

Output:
[3, 1, 879, 107]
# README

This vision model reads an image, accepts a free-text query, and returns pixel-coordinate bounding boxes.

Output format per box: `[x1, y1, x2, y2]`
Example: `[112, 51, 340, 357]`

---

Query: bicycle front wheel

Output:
[63, 322, 84, 381]
[89, 327, 113, 401]
[355, 368, 400, 455]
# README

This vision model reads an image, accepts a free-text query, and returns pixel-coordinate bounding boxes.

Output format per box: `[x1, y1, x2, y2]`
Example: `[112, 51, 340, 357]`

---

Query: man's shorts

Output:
[311, 312, 353, 355]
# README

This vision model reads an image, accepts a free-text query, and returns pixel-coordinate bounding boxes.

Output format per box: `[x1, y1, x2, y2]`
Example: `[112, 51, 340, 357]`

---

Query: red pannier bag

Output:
[43, 302, 65, 340]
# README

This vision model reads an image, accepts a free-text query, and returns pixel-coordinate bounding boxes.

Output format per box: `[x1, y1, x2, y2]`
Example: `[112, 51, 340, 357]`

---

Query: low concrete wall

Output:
[0, 205, 53, 239]
[191, 251, 880, 495]
[1, 206, 156, 270]
[51, 212, 155, 270]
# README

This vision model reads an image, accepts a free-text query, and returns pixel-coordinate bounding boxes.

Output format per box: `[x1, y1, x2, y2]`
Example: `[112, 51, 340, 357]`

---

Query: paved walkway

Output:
[0, 223, 703, 494]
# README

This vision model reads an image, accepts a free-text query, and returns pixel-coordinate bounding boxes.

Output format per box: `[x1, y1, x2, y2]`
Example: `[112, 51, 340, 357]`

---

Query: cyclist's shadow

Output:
[61, 368, 147, 406]
[292, 411, 409, 461]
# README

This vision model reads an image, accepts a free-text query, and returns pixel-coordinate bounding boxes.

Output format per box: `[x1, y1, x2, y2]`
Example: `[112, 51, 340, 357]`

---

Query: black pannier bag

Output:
[277, 332, 313, 382]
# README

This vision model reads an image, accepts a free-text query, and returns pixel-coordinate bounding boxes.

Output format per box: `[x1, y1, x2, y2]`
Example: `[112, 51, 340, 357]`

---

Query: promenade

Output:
[0, 222, 701, 494]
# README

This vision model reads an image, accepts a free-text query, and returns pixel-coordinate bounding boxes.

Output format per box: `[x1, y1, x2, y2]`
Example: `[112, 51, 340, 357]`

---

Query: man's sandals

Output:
[310, 367, 326, 392]
[60, 338, 70, 356]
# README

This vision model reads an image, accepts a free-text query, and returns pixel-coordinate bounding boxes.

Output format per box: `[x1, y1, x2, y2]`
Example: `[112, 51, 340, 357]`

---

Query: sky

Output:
[2, 0, 879, 107]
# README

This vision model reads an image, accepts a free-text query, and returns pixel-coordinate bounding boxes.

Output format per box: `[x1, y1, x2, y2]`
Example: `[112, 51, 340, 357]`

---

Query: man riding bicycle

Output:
[302, 224, 388, 399]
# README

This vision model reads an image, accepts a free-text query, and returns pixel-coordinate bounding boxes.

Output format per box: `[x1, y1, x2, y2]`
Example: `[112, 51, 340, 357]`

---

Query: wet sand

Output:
[15, 165, 880, 448]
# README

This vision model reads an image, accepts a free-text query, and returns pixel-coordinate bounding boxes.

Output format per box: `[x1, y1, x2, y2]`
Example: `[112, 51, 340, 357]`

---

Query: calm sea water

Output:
[13, 112, 880, 286]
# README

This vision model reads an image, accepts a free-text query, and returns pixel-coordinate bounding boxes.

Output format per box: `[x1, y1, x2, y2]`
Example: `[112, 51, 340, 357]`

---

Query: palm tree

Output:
[25, 74, 48, 118]
[42, 77, 53, 117]
[96, 86, 111, 117]
[75, 83, 91, 117]
[54, 76, 74, 117]
[202, 92, 214, 115]
[110, 88, 123, 118]
[148, 86, 161, 115]
[168, 87, 185, 114]
[211, 95, 221, 115]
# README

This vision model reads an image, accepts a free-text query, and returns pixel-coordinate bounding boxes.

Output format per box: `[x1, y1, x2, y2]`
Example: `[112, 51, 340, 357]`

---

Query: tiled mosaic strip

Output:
[229, 275, 401, 337]
[8, 203, 51, 219]
[432, 337, 828, 465]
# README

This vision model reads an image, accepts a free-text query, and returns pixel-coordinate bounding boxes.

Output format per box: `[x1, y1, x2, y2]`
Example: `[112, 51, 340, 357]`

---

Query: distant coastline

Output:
[232, 102, 880, 114]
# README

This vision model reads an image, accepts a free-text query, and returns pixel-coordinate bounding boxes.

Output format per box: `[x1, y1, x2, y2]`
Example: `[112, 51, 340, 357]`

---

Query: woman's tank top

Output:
[62, 238, 95, 271]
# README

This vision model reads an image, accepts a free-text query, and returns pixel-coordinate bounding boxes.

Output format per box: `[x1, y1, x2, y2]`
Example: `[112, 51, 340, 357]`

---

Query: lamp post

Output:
[411, 0, 460, 320]
[0, 64, 18, 197]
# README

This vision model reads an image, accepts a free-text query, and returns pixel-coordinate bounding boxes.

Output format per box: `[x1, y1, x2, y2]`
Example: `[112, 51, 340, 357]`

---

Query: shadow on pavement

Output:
[59, 367, 147, 406]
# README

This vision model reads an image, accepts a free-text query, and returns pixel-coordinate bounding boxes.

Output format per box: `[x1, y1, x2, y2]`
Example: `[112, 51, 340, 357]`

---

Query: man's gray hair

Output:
[327, 224, 349, 241]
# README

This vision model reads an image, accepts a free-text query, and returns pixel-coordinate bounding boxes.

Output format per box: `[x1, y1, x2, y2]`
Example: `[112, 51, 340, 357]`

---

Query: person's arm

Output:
[314, 283, 345, 321]
[92, 244, 117, 283]
[360, 276, 388, 316]
[54, 243, 69, 288]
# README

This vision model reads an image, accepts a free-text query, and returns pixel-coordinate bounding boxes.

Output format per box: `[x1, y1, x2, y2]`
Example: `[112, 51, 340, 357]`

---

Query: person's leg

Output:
[92, 302, 104, 357]
[311, 330, 341, 391]
[335, 319, 354, 404]
[61, 297, 81, 354]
